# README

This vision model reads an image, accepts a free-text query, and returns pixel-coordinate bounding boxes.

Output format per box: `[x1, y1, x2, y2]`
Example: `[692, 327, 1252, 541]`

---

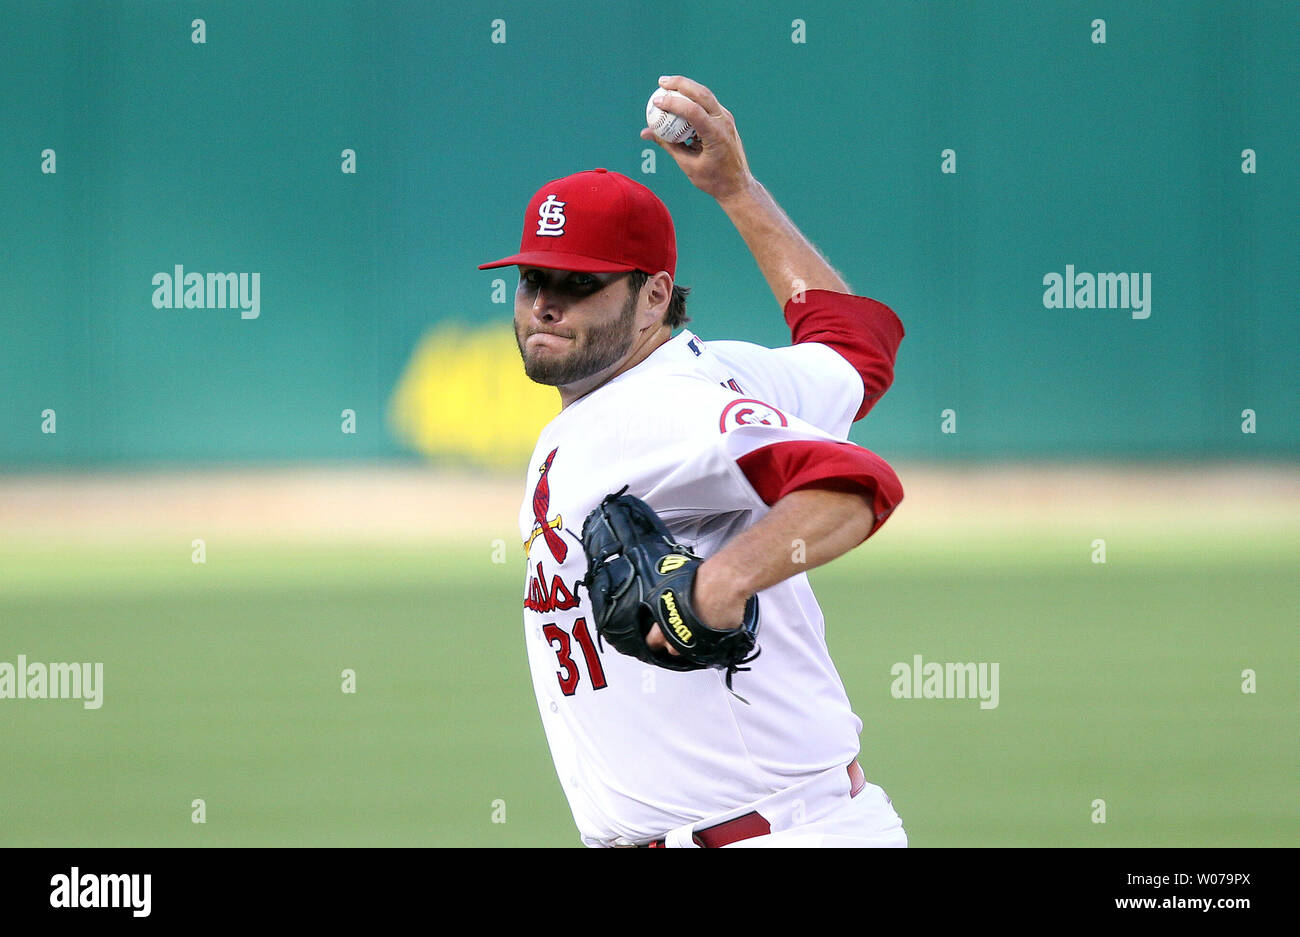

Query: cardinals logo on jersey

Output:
[535, 195, 567, 237]
[719, 397, 789, 433]
[525, 447, 568, 563]
[523, 447, 580, 614]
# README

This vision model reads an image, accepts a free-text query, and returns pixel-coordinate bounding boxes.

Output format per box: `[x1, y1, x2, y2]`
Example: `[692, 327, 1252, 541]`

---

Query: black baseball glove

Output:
[579, 488, 760, 693]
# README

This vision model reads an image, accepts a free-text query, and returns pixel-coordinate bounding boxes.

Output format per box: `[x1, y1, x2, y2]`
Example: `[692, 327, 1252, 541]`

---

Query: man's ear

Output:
[642, 271, 674, 325]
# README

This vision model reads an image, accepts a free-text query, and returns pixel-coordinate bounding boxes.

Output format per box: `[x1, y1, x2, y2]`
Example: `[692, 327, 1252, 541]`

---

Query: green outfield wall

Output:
[2, 0, 1295, 468]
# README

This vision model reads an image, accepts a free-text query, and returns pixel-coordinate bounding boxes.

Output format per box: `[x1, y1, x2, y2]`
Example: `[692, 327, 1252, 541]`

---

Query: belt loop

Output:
[663, 822, 703, 848]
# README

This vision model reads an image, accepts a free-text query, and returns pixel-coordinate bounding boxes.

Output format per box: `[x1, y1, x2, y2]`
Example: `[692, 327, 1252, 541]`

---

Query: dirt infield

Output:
[1, 461, 1296, 547]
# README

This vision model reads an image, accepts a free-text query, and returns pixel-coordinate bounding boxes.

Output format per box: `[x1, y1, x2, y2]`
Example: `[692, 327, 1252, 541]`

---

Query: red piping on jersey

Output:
[735, 439, 904, 541]
[784, 290, 904, 422]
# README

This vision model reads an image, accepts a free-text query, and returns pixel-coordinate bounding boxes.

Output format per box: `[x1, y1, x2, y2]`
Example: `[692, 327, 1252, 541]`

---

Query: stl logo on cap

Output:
[477, 167, 675, 275]
[536, 195, 567, 237]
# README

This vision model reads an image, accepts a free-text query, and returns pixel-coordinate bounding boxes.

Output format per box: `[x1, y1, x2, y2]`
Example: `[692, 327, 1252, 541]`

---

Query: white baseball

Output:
[646, 89, 696, 144]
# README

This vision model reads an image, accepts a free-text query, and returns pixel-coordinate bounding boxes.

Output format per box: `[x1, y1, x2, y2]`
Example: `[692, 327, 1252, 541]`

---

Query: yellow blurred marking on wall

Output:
[387, 323, 559, 469]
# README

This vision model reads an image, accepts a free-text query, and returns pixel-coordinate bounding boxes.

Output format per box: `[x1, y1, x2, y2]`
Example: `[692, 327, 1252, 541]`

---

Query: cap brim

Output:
[477, 251, 640, 272]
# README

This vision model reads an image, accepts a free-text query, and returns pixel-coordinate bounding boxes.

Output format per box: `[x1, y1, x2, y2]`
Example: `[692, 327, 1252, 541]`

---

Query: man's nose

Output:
[530, 285, 564, 318]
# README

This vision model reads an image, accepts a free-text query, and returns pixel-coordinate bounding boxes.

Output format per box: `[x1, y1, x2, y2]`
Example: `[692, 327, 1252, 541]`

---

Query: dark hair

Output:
[628, 270, 690, 329]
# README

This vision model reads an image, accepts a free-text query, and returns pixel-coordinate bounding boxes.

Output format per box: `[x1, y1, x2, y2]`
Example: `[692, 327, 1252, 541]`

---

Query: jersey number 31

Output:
[544, 618, 607, 696]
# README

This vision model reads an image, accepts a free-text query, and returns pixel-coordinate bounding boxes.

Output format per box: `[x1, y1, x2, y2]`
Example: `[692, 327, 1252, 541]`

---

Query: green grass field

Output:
[1, 524, 1296, 847]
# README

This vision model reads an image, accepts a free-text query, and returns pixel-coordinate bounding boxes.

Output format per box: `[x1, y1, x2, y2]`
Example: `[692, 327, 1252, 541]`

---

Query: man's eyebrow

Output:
[519, 268, 607, 280]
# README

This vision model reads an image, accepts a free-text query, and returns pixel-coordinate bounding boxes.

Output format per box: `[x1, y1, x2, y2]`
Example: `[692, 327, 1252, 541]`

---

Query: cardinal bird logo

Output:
[525, 447, 567, 562]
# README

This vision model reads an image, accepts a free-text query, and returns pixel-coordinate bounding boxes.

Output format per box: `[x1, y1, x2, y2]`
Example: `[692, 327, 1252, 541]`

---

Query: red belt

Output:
[641, 760, 866, 848]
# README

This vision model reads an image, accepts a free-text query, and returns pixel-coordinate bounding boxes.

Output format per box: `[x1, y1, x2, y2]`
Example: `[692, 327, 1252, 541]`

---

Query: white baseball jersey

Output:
[517, 328, 894, 847]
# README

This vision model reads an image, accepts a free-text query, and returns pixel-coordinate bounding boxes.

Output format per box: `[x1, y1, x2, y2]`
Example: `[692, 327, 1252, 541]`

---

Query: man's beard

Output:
[517, 289, 638, 386]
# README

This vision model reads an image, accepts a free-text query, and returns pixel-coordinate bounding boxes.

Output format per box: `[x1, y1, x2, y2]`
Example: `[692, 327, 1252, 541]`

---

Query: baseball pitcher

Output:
[479, 76, 907, 848]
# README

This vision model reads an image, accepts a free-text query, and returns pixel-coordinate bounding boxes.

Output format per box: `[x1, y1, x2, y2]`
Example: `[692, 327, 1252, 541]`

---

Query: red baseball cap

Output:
[478, 168, 676, 277]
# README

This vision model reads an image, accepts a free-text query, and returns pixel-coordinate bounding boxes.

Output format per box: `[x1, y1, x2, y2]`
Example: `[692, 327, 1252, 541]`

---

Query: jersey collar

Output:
[544, 329, 703, 427]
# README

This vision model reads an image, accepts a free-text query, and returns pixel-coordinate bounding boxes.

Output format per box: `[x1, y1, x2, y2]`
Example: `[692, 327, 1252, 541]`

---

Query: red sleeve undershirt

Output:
[784, 290, 905, 422]
[735, 439, 904, 542]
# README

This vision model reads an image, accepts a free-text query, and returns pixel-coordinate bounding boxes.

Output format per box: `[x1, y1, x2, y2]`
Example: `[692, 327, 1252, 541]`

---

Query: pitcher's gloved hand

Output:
[579, 489, 760, 692]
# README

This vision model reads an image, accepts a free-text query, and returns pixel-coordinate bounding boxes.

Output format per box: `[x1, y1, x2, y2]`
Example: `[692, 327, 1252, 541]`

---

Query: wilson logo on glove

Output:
[659, 590, 694, 646]
[657, 554, 690, 574]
